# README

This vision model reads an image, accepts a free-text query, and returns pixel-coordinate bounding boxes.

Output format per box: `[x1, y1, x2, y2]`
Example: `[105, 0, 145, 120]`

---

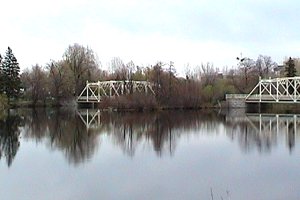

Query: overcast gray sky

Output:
[0, 0, 299, 74]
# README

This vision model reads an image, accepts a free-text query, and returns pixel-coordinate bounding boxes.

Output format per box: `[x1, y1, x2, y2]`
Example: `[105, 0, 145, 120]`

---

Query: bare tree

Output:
[131, 65, 146, 81]
[198, 62, 218, 86]
[63, 43, 99, 96]
[255, 55, 277, 78]
[126, 60, 135, 80]
[110, 57, 127, 80]
[232, 57, 257, 93]
[21, 65, 48, 105]
[184, 63, 195, 80]
[47, 60, 73, 103]
[151, 62, 164, 103]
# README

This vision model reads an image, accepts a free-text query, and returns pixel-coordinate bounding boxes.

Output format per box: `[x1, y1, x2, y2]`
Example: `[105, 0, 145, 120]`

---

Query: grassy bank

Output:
[8, 99, 77, 109]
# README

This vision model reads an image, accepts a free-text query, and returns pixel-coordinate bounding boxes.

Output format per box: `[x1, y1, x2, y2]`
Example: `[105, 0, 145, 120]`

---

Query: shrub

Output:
[0, 94, 9, 110]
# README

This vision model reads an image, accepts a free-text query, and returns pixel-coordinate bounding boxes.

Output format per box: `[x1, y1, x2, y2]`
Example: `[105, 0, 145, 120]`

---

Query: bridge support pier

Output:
[225, 94, 247, 108]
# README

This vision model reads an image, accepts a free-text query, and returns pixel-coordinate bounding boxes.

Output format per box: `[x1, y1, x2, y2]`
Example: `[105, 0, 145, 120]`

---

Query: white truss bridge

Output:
[77, 80, 155, 102]
[246, 77, 300, 103]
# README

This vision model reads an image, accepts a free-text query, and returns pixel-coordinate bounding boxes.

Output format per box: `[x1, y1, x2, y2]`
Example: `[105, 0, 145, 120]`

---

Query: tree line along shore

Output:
[0, 43, 298, 110]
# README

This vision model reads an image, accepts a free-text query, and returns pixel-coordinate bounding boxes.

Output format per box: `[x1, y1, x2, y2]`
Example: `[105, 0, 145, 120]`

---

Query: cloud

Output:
[79, 18, 241, 75]
[1, 0, 300, 74]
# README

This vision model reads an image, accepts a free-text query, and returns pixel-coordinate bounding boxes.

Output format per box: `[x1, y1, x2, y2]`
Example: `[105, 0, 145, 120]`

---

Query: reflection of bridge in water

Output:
[76, 109, 177, 156]
[78, 109, 300, 137]
[246, 114, 300, 135]
[77, 109, 101, 129]
[226, 113, 300, 152]
[227, 113, 300, 135]
[77, 109, 300, 154]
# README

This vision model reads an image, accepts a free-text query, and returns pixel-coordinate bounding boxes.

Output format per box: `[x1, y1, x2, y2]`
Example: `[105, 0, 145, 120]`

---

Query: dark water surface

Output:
[0, 109, 300, 200]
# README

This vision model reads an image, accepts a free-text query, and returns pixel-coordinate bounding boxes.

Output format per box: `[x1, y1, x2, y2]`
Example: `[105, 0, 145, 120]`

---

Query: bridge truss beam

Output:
[246, 77, 300, 103]
[77, 80, 155, 102]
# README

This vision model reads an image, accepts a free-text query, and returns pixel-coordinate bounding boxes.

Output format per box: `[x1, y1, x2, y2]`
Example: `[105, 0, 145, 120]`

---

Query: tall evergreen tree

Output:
[1, 47, 21, 101]
[285, 57, 297, 77]
[284, 57, 297, 94]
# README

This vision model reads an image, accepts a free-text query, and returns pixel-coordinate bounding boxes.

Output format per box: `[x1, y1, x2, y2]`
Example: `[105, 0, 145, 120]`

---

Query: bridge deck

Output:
[77, 96, 100, 102]
[246, 95, 300, 103]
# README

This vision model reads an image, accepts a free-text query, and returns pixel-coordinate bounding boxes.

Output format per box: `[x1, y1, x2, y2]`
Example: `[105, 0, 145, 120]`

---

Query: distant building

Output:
[274, 64, 285, 76]
[275, 58, 300, 77]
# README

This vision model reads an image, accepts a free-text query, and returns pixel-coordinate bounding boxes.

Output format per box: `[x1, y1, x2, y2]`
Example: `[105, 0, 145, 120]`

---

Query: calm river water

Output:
[0, 108, 300, 200]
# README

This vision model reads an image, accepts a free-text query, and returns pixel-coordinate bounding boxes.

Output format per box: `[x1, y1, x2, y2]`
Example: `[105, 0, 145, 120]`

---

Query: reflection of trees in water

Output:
[0, 110, 22, 167]
[225, 121, 276, 153]
[22, 109, 100, 165]
[16, 108, 300, 166]
[287, 122, 295, 153]
[105, 113, 172, 156]
[48, 110, 100, 165]
[99, 112, 156, 156]
[83, 109, 289, 156]
[99, 111, 223, 157]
